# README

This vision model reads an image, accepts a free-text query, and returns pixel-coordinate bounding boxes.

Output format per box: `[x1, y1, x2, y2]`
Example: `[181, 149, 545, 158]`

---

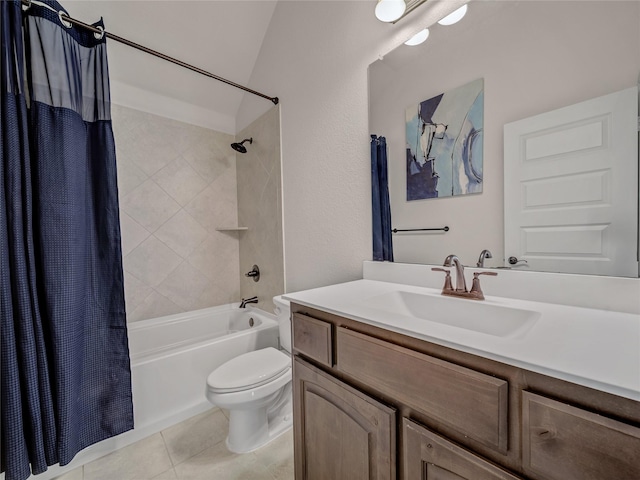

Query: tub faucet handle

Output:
[245, 264, 260, 282]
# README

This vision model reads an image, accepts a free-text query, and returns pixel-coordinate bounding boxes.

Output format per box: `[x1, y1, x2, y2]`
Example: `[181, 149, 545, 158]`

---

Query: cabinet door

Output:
[293, 357, 396, 480]
[402, 418, 522, 480]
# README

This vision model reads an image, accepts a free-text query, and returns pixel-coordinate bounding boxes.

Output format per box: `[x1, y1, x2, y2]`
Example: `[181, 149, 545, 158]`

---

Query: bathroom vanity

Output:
[285, 277, 640, 480]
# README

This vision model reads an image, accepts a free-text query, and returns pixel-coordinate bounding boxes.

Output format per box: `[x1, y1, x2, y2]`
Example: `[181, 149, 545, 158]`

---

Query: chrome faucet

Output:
[443, 254, 467, 292]
[239, 296, 258, 308]
[476, 249, 493, 268]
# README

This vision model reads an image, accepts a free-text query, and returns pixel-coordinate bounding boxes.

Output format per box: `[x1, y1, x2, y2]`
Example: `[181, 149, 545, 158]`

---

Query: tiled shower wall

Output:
[237, 106, 285, 309]
[112, 105, 241, 322]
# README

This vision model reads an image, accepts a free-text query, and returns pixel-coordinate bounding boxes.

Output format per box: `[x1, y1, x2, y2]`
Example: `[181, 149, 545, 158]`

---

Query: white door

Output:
[504, 86, 638, 277]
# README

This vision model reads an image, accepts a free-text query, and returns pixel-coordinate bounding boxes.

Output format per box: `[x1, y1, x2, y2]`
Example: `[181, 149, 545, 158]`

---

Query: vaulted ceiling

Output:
[66, 1, 278, 133]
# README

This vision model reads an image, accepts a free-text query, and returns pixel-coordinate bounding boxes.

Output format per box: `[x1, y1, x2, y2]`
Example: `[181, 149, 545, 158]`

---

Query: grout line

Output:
[159, 430, 177, 469]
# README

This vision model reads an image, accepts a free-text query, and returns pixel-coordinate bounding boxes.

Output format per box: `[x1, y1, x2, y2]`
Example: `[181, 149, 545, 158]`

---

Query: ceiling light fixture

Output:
[437, 4, 468, 26]
[404, 28, 430, 46]
[375, 0, 407, 23]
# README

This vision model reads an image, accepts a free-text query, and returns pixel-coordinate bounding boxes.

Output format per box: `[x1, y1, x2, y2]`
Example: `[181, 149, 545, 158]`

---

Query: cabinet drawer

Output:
[292, 313, 333, 367]
[403, 418, 523, 480]
[522, 391, 640, 480]
[336, 328, 508, 453]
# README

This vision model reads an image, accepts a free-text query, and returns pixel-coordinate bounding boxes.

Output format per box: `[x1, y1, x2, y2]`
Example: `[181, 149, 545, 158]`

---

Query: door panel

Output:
[504, 86, 638, 276]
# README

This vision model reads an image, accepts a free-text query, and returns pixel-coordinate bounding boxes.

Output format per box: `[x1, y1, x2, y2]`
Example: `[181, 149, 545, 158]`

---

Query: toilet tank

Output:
[273, 295, 291, 353]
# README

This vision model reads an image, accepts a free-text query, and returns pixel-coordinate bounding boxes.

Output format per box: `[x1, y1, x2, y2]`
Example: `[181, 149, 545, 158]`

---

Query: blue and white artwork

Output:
[405, 78, 484, 200]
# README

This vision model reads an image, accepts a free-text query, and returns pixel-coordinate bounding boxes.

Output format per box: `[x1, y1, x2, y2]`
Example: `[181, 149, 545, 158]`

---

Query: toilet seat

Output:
[207, 347, 290, 393]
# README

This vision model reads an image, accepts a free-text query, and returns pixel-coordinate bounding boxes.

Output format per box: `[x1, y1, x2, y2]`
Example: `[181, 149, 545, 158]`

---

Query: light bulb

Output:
[437, 4, 468, 26]
[375, 0, 407, 23]
[404, 28, 430, 46]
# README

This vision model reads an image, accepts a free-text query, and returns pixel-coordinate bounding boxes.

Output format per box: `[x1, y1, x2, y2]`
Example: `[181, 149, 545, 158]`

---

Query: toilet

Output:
[206, 296, 292, 453]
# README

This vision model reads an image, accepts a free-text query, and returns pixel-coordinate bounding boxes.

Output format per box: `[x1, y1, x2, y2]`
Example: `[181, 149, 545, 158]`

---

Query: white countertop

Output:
[284, 279, 640, 401]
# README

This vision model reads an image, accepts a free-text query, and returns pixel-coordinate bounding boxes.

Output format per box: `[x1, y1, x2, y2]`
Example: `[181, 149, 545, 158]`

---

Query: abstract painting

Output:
[405, 78, 484, 200]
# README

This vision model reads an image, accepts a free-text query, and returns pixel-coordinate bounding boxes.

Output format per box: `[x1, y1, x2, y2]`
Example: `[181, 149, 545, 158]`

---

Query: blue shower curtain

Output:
[1, 1, 133, 479]
[371, 135, 393, 262]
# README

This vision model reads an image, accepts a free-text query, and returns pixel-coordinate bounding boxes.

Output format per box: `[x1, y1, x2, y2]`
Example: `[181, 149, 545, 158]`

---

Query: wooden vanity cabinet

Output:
[522, 391, 640, 480]
[403, 418, 522, 480]
[291, 306, 640, 480]
[293, 357, 396, 480]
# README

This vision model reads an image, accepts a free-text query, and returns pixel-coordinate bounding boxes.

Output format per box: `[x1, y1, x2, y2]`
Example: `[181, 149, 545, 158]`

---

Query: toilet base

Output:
[226, 385, 293, 453]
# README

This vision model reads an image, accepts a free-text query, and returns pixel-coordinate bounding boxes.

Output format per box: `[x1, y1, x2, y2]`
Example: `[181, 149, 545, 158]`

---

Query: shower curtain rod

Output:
[20, 0, 280, 105]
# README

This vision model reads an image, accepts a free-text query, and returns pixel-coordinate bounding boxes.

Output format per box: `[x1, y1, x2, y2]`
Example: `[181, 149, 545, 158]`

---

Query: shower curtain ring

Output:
[58, 10, 72, 28]
[22, 0, 32, 11]
[93, 25, 105, 40]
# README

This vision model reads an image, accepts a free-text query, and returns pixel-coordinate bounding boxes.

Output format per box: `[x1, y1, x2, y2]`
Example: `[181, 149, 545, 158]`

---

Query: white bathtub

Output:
[128, 303, 279, 430]
[38, 303, 279, 480]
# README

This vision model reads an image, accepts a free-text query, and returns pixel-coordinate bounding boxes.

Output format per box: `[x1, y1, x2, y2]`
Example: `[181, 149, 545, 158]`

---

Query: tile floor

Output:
[53, 408, 294, 480]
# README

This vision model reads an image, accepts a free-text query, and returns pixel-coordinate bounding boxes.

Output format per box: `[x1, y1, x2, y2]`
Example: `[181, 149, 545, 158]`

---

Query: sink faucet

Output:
[443, 255, 467, 292]
[476, 249, 492, 268]
[433, 255, 498, 300]
[239, 296, 258, 308]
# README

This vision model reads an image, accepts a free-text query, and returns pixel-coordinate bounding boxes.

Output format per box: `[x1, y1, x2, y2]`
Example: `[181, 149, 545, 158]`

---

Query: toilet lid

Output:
[207, 347, 290, 393]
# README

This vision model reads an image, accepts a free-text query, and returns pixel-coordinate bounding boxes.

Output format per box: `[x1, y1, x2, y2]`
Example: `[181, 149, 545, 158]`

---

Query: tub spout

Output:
[239, 296, 258, 308]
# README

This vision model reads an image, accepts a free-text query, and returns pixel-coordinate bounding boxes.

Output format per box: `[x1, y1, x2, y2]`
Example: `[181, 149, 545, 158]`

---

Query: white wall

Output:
[236, 0, 467, 292]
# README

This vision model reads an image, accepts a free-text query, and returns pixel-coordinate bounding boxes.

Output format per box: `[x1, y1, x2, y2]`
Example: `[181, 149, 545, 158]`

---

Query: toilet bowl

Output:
[205, 296, 292, 453]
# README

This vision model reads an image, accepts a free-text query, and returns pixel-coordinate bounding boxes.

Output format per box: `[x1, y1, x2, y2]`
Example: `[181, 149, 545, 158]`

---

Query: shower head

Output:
[231, 138, 253, 154]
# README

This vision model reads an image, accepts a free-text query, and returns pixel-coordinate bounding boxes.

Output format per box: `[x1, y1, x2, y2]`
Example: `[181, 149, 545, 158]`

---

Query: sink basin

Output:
[356, 290, 539, 337]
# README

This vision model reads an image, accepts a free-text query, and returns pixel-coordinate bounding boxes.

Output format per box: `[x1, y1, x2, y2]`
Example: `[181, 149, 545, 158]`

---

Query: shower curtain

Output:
[1, 1, 133, 479]
[371, 135, 393, 262]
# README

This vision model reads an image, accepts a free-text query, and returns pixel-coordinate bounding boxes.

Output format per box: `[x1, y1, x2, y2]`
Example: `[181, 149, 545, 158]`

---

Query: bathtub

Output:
[38, 303, 279, 480]
[128, 303, 279, 430]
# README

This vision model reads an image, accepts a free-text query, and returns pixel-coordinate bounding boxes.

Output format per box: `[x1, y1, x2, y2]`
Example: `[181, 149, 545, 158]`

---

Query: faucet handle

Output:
[475, 271, 497, 277]
[432, 267, 453, 292]
[469, 271, 498, 300]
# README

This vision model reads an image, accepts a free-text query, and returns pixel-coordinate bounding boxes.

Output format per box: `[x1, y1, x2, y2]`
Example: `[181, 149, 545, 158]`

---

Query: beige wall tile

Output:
[237, 106, 285, 306]
[128, 132, 180, 177]
[124, 236, 183, 288]
[188, 233, 240, 282]
[119, 213, 151, 257]
[184, 181, 238, 234]
[123, 271, 153, 313]
[114, 106, 284, 324]
[155, 262, 213, 310]
[128, 290, 183, 323]
[154, 210, 208, 259]
[182, 139, 234, 184]
[114, 106, 243, 323]
[116, 160, 148, 197]
[121, 179, 181, 233]
[152, 157, 208, 207]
